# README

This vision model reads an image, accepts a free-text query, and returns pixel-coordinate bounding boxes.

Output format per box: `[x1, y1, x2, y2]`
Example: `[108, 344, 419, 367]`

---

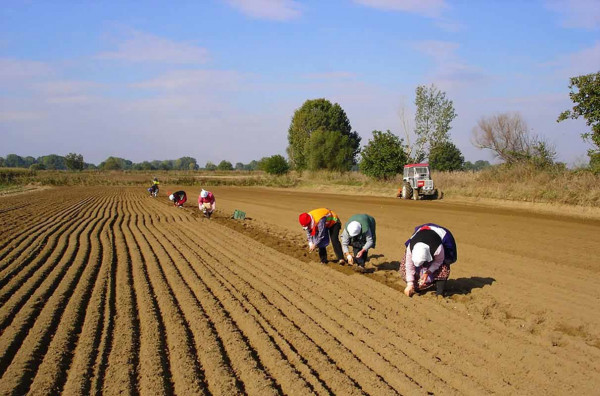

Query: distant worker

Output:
[198, 189, 216, 218]
[401, 223, 457, 297]
[341, 214, 376, 269]
[148, 177, 160, 197]
[169, 191, 187, 207]
[298, 208, 345, 264]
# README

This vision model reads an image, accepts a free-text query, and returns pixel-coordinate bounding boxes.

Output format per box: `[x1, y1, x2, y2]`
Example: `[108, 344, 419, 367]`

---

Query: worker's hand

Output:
[308, 242, 315, 252]
[404, 283, 415, 297]
[346, 253, 354, 265]
[418, 271, 431, 288]
[356, 249, 365, 258]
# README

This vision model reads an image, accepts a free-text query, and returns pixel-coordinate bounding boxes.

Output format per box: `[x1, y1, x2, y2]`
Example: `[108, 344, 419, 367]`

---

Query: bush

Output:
[261, 155, 290, 175]
[360, 130, 407, 180]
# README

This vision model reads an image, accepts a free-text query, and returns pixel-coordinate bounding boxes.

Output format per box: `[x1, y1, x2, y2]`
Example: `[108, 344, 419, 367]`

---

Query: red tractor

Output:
[397, 163, 440, 200]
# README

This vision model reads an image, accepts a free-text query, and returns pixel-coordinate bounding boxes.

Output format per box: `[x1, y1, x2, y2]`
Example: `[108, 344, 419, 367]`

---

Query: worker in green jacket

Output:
[341, 214, 376, 268]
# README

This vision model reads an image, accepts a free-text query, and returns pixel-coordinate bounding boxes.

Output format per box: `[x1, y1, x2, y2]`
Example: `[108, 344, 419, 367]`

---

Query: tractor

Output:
[397, 163, 440, 200]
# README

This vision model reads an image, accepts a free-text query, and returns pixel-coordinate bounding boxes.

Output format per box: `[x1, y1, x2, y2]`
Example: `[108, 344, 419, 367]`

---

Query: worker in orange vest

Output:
[298, 208, 345, 264]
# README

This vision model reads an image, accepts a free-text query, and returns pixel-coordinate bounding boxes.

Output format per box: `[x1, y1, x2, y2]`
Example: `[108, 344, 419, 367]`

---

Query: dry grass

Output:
[434, 165, 600, 207]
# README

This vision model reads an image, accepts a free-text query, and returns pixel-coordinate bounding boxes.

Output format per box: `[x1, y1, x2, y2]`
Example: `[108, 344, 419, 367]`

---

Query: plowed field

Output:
[1, 186, 599, 395]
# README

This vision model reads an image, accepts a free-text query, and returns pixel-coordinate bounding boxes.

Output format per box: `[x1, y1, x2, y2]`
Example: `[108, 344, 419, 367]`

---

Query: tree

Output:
[557, 71, 600, 171]
[464, 160, 491, 171]
[413, 84, 457, 162]
[174, 156, 198, 170]
[305, 128, 356, 171]
[4, 154, 26, 168]
[260, 155, 290, 175]
[244, 160, 259, 171]
[205, 161, 217, 171]
[100, 157, 123, 170]
[38, 154, 66, 170]
[30, 163, 46, 170]
[429, 141, 464, 171]
[473, 112, 556, 168]
[359, 130, 408, 180]
[287, 98, 361, 170]
[65, 153, 84, 171]
[217, 160, 233, 171]
[472, 112, 533, 164]
[235, 162, 244, 171]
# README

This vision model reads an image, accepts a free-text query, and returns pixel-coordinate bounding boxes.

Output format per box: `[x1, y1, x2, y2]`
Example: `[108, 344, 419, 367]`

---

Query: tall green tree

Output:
[65, 153, 84, 171]
[557, 71, 600, 171]
[429, 142, 464, 171]
[305, 128, 356, 171]
[38, 154, 66, 170]
[287, 98, 360, 170]
[205, 161, 217, 171]
[413, 84, 457, 162]
[359, 130, 408, 180]
[217, 160, 233, 171]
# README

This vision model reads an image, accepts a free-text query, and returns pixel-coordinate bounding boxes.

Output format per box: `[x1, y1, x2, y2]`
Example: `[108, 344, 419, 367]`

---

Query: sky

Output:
[1, 0, 599, 166]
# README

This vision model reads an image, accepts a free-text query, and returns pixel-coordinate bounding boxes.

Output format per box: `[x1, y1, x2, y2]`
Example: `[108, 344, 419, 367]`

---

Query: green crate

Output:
[233, 209, 246, 220]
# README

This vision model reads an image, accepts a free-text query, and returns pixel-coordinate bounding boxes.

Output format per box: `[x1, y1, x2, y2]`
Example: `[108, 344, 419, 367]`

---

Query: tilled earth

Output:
[1, 186, 599, 395]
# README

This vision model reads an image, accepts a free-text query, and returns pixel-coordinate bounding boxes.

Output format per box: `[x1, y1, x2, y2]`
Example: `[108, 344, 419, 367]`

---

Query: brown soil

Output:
[1, 185, 599, 395]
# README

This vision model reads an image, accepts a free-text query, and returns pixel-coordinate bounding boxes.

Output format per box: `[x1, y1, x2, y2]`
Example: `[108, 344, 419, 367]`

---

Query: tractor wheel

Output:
[401, 183, 412, 200]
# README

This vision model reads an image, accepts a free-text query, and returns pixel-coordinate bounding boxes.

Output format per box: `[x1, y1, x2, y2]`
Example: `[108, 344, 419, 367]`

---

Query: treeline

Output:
[0, 153, 266, 172]
[0, 153, 91, 171]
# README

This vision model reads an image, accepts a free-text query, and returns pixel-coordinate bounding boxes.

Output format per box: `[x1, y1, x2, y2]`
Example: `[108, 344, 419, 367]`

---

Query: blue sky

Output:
[1, 0, 599, 165]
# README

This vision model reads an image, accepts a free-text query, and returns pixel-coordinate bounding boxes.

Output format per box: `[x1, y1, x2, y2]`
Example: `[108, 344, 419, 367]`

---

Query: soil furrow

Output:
[0, 195, 95, 268]
[166, 219, 368, 395]
[0, 195, 101, 296]
[61, 198, 113, 396]
[117, 201, 208, 395]
[0, 198, 107, 393]
[184, 223, 401, 395]
[0, 196, 105, 379]
[140, 213, 283, 395]
[102, 199, 141, 395]
[158, 219, 353, 396]
[27, 195, 114, 394]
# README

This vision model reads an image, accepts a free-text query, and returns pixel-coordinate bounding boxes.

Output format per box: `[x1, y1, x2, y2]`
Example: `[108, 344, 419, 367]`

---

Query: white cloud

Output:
[0, 111, 42, 122]
[411, 40, 489, 91]
[225, 0, 302, 21]
[302, 71, 357, 80]
[543, 41, 600, 79]
[546, 0, 600, 30]
[96, 30, 209, 64]
[353, 0, 447, 18]
[131, 69, 244, 92]
[0, 58, 51, 82]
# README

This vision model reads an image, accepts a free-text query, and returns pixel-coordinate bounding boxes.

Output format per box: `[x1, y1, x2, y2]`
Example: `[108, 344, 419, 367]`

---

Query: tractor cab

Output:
[398, 163, 439, 200]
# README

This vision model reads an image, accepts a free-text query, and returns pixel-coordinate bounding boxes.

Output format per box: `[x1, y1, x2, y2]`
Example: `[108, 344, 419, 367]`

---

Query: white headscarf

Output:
[411, 242, 432, 267]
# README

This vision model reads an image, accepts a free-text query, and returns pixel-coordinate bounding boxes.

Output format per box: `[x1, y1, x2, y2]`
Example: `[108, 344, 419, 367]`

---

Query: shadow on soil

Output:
[444, 277, 496, 296]
[374, 261, 400, 271]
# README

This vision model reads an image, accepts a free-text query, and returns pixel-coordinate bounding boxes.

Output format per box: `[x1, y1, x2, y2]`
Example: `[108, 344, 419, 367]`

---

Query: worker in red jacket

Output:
[198, 189, 216, 218]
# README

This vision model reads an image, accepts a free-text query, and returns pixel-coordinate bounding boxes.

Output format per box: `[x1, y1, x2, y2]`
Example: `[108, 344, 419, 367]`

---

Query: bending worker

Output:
[341, 214, 376, 268]
[198, 189, 216, 218]
[169, 191, 187, 207]
[298, 208, 345, 264]
[401, 223, 457, 297]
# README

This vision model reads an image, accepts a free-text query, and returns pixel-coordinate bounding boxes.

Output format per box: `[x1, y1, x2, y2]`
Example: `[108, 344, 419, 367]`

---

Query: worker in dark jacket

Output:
[401, 223, 457, 297]
[341, 214, 376, 268]
[169, 191, 187, 207]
